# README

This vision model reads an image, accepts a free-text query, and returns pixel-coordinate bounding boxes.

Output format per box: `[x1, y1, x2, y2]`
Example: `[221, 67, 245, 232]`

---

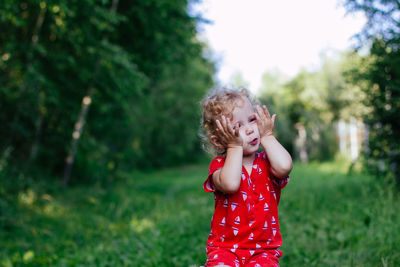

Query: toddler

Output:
[200, 88, 293, 267]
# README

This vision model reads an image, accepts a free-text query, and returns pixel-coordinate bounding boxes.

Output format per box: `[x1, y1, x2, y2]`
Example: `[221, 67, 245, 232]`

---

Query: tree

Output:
[258, 53, 361, 163]
[342, 0, 400, 186]
[0, 0, 215, 184]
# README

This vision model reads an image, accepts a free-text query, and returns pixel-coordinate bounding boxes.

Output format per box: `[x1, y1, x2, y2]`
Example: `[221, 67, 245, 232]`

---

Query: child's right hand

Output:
[215, 115, 243, 148]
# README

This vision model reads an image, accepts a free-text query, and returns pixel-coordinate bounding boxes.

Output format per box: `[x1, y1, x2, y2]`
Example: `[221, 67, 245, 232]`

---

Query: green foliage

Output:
[1, 161, 399, 266]
[351, 40, 400, 186]
[342, 0, 400, 186]
[258, 54, 355, 162]
[342, 0, 400, 44]
[258, 71, 295, 156]
[0, 0, 215, 182]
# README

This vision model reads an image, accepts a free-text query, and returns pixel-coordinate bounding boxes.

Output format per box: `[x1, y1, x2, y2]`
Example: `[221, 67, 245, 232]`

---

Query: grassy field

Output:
[1, 160, 399, 266]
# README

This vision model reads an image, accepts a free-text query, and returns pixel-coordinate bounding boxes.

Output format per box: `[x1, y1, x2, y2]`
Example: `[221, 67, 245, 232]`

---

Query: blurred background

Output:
[1, 0, 399, 266]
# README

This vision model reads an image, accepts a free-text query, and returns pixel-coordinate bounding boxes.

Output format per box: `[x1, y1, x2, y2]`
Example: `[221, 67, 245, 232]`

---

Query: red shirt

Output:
[203, 152, 289, 252]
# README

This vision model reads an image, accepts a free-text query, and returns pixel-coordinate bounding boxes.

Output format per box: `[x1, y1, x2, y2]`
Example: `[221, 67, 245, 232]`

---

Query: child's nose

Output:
[246, 125, 254, 135]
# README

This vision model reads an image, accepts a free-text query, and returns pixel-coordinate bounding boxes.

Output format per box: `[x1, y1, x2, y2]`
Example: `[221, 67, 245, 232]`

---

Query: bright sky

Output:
[194, 0, 366, 94]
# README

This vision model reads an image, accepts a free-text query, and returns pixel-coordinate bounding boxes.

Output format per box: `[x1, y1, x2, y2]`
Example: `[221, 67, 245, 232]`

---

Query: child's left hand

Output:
[255, 105, 276, 138]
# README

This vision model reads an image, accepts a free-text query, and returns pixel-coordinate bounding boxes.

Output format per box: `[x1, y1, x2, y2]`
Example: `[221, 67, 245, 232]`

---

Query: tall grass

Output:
[0, 160, 399, 266]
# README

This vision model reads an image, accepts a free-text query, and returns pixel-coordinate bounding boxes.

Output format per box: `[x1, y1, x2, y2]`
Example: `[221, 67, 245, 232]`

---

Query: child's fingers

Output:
[221, 116, 229, 133]
[271, 114, 277, 125]
[216, 119, 226, 135]
[226, 119, 235, 135]
[255, 105, 264, 122]
[217, 116, 232, 138]
[215, 119, 222, 132]
[255, 110, 261, 123]
[234, 123, 240, 136]
[227, 119, 234, 136]
[221, 115, 235, 135]
[256, 105, 262, 116]
[263, 105, 271, 118]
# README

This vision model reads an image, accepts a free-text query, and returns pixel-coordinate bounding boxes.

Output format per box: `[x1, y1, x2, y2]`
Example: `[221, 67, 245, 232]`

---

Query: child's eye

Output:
[250, 117, 257, 122]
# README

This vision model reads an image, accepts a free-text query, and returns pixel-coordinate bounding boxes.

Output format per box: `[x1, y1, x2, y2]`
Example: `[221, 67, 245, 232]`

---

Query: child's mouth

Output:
[250, 138, 258, 145]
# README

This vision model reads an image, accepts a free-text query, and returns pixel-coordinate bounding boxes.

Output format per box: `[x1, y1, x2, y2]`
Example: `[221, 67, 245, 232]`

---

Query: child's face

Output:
[231, 97, 260, 156]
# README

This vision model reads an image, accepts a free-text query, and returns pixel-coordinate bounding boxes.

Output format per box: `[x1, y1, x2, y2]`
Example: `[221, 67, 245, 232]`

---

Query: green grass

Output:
[280, 161, 400, 267]
[1, 160, 399, 266]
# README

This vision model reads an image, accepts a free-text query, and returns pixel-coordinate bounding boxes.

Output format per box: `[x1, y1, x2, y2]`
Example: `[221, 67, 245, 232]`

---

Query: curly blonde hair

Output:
[199, 87, 260, 156]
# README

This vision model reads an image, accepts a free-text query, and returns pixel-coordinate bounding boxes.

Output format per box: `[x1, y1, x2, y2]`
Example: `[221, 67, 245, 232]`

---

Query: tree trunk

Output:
[28, 4, 47, 162]
[295, 122, 308, 164]
[337, 119, 347, 156]
[29, 91, 45, 161]
[63, 89, 93, 185]
[63, 0, 120, 185]
[349, 117, 359, 160]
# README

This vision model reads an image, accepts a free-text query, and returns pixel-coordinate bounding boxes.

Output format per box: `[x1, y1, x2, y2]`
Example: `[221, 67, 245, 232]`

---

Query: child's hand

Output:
[255, 105, 276, 138]
[216, 115, 243, 148]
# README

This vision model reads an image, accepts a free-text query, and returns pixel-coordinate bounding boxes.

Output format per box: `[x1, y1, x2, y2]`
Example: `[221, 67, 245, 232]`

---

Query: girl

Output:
[200, 88, 292, 267]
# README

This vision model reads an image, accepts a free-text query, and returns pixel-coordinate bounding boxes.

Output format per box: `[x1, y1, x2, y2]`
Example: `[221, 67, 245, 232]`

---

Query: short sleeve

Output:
[272, 176, 290, 189]
[259, 151, 290, 189]
[203, 157, 225, 192]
